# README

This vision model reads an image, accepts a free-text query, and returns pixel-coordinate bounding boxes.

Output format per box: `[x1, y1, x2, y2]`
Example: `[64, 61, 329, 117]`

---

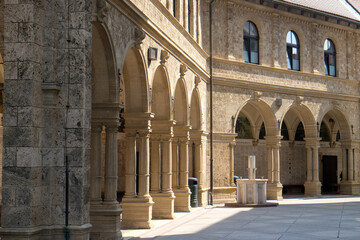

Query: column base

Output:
[90, 203, 122, 240]
[267, 183, 283, 200]
[151, 191, 175, 219]
[304, 181, 322, 196]
[174, 188, 191, 212]
[340, 182, 360, 195]
[121, 196, 154, 229]
[198, 187, 208, 207]
[0, 224, 91, 240]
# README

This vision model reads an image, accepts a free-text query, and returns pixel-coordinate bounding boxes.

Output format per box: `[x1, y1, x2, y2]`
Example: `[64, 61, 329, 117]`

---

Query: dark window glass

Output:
[320, 122, 331, 142]
[243, 21, 259, 64]
[259, 122, 266, 139]
[188, 0, 191, 33]
[336, 130, 341, 141]
[281, 122, 289, 140]
[286, 31, 300, 71]
[173, 0, 176, 17]
[295, 122, 305, 141]
[324, 39, 336, 77]
[235, 113, 253, 139]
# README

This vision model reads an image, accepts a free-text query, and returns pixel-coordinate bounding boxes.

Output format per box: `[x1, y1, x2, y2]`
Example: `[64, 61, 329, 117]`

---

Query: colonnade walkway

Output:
[123, 195, 360, 240]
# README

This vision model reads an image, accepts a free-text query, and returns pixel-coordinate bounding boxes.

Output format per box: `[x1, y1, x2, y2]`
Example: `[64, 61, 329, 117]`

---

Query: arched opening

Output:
[318, 109, 351, 194]
[233, 100, 277, 185]
[281, 105, 317, 195]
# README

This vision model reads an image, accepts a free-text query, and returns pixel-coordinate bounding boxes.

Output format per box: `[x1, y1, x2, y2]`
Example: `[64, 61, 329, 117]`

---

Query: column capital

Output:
[105, 124, 119, 133]
[265, 135, 282, 147]
[138, 129, 151, 137]
[91, 124, 103, 133]
[304, 137, 321, 148]
[340, 139, 359, 149]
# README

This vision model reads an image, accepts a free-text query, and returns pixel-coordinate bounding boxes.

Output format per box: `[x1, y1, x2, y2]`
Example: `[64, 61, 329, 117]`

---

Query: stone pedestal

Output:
[267, 183, 283, 200]
[121, 197, 154, 229]
[174, 188, 191, 212]
[237, 179, 267, 204]
[152, 192, 176, 219]
[340, 182, 360, 195]
[90, 204, 122, 240]
[304, 181, 322, 196]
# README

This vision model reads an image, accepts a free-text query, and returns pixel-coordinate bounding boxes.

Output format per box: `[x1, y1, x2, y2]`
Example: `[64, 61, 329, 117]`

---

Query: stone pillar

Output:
[151, 121, 176, 219]
[138, 129, 151, 198]
[340, 141, 360, 194]
[90, 125, 103, 204]
[265, 136, 283, 200]
[124, 130, 137, 197]
[304, 138, 322, 196]
[90, 124, 122, 240]
[173, 126, 191, 212]
[150, 135, 161, 192]
[267, 145, 273, 183]
[104, 125, 119, 204]
[229, 140, 236, 186]
[121, 113, 154, 229]
[172, 139, 179, 188]
[306, 147, 313, 182]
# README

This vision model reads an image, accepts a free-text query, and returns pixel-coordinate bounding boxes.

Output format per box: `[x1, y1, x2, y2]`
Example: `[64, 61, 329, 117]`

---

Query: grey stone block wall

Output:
[1, 0, 93, 235]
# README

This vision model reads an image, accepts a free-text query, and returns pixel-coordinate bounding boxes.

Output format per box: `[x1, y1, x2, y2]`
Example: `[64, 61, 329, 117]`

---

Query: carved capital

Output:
[195, 76, 201, 88]
[160, 50, 169, 65]
[96, 0, 110, 23]
[296, 96, 304, 105]
[134, 28, 146, 49]
[180, 64, 188, 77]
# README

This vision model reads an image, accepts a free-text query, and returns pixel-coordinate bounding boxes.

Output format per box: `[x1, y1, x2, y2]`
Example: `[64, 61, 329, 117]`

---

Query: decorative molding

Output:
[134, 28, 146, 49]
[253, 91, 262, 100]
[160, 49, 169, 65]
[96, 0, 110, 23]
[180, 64, 188, 78]
[296, 96, 304, 105]
[195, 75, 201, 88]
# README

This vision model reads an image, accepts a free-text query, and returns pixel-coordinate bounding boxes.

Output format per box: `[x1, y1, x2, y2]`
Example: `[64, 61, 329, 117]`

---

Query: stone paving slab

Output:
[124, 195, 360, 240]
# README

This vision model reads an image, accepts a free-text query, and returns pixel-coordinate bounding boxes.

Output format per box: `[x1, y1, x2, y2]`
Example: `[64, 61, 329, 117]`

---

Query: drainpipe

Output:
[209, 0, 215, 206]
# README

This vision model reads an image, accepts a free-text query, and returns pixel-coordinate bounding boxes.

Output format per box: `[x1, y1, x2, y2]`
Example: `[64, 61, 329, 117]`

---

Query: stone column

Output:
[348, 148, 354, 181]
[104, 125, 119, 204]
[267, 145, 273, 183]
[124, 130, 137, 197]
[229, 141, 236, 186]
[90, 125, 103, 204]
[306, 147, 313, 181]
[172, 139, 179, 189]
[265, 136, 283, 200]
[150, 135, 161, 192]
[340, 141, 360, 194]
[173, 126, 191, 212]
[121, 112, 154, 229]
[138, 129, 151, 198]
[304, 138, 321, 196]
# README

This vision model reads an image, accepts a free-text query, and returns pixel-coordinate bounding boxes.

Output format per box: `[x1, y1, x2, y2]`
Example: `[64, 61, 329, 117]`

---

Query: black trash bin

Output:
[188, 177, 198, 208]
[233, 175, 240, 185]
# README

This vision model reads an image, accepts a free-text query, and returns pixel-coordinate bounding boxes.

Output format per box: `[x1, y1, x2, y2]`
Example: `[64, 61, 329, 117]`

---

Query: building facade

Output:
[0, 0, 359, 239]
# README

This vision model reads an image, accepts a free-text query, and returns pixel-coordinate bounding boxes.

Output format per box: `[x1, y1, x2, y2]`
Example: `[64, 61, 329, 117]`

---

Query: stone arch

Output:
[122, 47, 149, 113]
[318, 107, 351, 141]
[281, 104, 317, 138]
[92, 22, 118, 104]
[174, 78, 189, 126]
[190, 88, 202, 130]
[234, 99, 277, 137]
[151, 65, 171, 120]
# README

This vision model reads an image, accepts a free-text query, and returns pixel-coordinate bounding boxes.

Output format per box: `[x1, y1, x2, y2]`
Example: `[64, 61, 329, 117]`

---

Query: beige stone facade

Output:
[0, 0, 359, 239]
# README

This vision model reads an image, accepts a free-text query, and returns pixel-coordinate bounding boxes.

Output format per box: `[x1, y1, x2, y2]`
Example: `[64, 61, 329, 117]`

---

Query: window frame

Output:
[324, 39, 336, 77]
[286, 30, 300, 71]
[243, 21, 259, 64]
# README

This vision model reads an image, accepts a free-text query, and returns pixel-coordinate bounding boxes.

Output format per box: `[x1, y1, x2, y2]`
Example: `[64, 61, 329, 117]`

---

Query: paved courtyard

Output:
[123, 196, 360, 240]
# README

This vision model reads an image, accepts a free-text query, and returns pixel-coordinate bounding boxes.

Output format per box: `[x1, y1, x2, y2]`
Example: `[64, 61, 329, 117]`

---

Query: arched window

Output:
[243, 21, 259, 64]
[259, 122, 266, 139]
[173, 0, 177, 18]
[286, 31, 300, 71]
[324, 39, 336, 77]
[281, 122, 289, 140]
[295, 122, 305, 141]
[235, 113, 253, 139]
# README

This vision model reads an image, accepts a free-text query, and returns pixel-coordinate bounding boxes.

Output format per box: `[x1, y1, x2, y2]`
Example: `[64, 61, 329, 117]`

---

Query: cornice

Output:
[213, 74, 360, 103]
[214, 57, 359, 85]
[109, 0, 209, 80]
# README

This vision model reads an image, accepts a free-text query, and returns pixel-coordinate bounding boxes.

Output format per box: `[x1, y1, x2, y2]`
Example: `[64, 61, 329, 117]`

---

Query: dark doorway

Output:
[322, 155, 338, 193]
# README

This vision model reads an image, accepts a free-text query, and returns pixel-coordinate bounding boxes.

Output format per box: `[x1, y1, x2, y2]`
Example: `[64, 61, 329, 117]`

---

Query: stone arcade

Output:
[0, 0, 360, 239]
